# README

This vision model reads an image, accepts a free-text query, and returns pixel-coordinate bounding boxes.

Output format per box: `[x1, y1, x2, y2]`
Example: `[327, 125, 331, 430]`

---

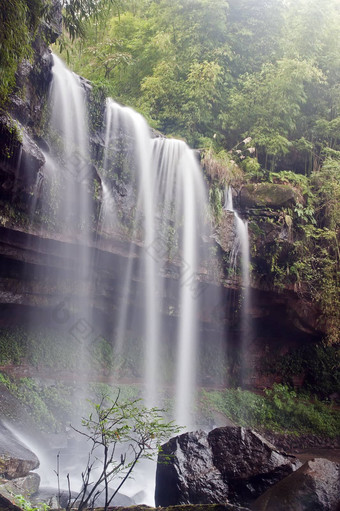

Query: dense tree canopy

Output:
[62, 0, 340, 166]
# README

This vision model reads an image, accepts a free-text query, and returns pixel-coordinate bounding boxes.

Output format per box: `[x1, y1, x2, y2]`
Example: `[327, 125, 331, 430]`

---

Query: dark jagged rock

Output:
[0, 116, 45, 210]
[208, 427, 301, 505]
[40, 0, 63, 45]
[155, 427, 300, 508]
[0, 493, 23, 511]
[252, 458, 340, 511]
[155, 430, 227, 505]
[0, 422, 39, 479]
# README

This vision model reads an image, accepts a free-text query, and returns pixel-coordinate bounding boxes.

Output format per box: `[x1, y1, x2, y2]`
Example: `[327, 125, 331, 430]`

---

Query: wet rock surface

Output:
[215, 210, 236, 253]
[0, 421, 39, 479]
[156, 430, 227, 506]
[0, 472, 40, 496]
[253, 458, 340, 511]
[260, 430, 340, 452]
[155, 427, 300, 507]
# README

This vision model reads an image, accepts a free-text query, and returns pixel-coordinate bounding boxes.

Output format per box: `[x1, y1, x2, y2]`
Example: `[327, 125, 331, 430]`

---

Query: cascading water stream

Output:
[103, 99, 211, 424]
[103, 99, 160, 408]
[31, 54, 95, 406]
[151, 138, 208, 428]
[225, 187, 251, 383]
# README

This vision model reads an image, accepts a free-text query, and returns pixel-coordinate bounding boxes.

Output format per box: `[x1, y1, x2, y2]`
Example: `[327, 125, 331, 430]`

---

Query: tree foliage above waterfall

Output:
[63, 0, 340, 158]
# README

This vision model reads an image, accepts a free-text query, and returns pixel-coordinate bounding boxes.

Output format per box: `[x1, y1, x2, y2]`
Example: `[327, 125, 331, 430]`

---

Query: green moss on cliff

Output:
[0, 0, 44, 107]
[240, 183, 299, 209]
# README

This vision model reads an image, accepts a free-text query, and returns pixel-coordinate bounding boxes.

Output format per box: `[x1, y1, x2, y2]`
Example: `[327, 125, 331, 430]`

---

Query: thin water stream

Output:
[225, 187, 251, 383]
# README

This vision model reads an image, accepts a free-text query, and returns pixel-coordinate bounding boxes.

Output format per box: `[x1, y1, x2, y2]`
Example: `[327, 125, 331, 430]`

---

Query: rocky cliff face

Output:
[0, 0, 61, 218]
[0, 1, 324, 390]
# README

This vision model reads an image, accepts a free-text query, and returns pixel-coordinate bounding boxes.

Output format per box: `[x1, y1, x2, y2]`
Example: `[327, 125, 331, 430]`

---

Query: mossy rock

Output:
[240, 183, 299, 209]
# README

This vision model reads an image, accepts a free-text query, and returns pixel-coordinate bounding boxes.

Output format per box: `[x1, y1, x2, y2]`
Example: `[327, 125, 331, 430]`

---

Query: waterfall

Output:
[151, 138, 208, 428]
[29, 55, 96, 410]
[49, 54, 94, 344]
[29, 55, 223, 433]
[103, 99, 211, 427]
[224, 187, 251, 383]
[7, 55, 227, 506]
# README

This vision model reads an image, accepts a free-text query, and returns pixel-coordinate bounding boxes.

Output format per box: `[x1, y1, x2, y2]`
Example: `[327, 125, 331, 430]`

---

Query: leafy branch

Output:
[65, 391, 181, 511]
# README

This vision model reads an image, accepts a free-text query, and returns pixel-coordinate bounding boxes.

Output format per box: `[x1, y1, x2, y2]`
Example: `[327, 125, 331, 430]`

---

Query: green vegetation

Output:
[262, 343, 340, 399]
[0, 368, 144, 433]
[14, 495, 49, 511]
[1, 0, 339, 342]
[67, 394, 180, 510]
[201, 384, 340, 438]
[0, 0, 339, 419]
[62, 0, 340, 159]
[0, 371, 74, 431]
[0, 327, 115, 371]
[0, 0, 44, 106]
[0, 0, 120, 106]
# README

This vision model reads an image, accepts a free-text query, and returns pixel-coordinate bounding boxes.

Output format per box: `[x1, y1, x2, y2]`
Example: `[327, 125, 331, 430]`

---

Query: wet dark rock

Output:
[9, 95, 31, 125]
[34, 135, 50, 153]
[155, 430, 227, 505]
[115, 181, 128, 196]
[0, 492, 23, 511]
[0, 422, 39, 479]
[259, 431, 340, 452]
[151, 127, 166, 139]
[21, 128, 46, 175]
[253, 458, 340, 511]
[215, 209, 236, 252]
[209, 427, 301, 505]
[40, 0, 63, 44]
[155, 427, 300, 508]
[79, 75, 93, 92]
[0, 115, 45, 211]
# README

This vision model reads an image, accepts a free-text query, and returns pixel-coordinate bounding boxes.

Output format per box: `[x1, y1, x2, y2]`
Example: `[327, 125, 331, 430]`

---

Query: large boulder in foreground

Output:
[0, 422, 39, 479]
[155, 427, 300, 507]
[253, 458, 340, 511]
